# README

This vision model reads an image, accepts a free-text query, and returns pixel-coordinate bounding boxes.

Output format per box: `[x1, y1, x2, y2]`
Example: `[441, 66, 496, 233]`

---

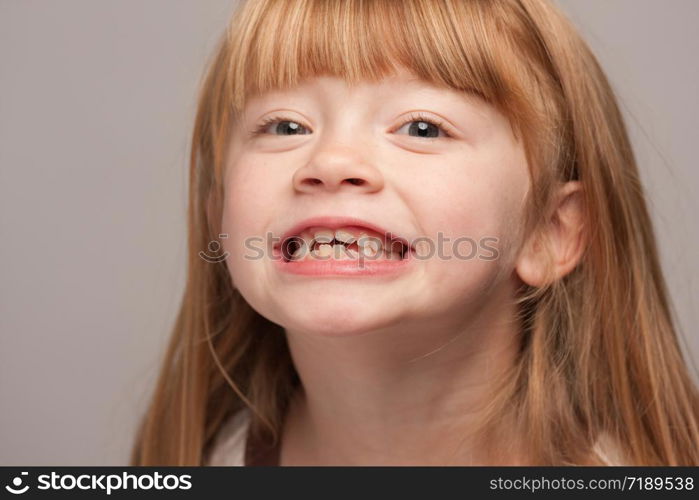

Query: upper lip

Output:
[276, 216, 412, 251]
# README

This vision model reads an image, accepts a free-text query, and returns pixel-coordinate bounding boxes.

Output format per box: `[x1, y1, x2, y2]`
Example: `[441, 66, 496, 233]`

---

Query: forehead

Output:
[239, 66, 405, 109]
[238, 66, 489, 119]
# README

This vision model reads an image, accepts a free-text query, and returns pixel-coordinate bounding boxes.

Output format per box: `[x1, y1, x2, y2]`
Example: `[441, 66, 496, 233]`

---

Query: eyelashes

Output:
[250, 112, 454, 140]
[251, 114, 310, 137]
[397, 112, 453, 139]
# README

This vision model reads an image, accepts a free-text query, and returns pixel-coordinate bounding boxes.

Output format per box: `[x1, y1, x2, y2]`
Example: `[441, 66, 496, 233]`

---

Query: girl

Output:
[130, 0, 699, 465]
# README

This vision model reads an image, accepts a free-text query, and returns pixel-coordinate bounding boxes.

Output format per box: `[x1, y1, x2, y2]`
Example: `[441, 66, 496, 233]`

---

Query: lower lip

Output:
[273, 248, 415, 276]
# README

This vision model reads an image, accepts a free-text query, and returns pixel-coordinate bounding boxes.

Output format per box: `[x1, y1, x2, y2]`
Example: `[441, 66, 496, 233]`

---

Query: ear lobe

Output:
[515, 181, 586, 287]
[515, 227, 556, 288]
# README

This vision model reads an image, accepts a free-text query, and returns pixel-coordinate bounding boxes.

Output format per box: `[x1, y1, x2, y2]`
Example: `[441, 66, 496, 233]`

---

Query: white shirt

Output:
[204, 408, 251, 466]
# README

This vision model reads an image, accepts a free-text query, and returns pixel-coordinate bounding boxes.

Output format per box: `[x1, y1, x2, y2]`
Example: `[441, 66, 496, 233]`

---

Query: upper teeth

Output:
[334, 229, 355, 244]
[312, 229, 335, 244]
[308, 228, 383, 250]
[357, 235, 379, 254]
[287, 226, 405, 261]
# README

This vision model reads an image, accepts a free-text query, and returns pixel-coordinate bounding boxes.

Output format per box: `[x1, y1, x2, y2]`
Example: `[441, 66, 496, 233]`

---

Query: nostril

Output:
[345, 178, 365, 186]
[300, 178, 323, 187]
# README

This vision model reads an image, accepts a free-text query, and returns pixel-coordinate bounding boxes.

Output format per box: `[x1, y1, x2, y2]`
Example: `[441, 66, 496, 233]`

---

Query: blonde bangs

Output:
[226, 0, 546, 125]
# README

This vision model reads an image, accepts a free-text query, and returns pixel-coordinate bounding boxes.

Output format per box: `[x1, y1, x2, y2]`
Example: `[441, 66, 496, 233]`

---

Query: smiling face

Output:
[220, 67, 531, 337]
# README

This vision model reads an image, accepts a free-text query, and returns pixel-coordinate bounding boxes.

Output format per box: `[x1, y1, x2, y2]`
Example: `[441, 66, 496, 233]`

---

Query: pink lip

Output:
[275, 215, 411, 251]
[274, 247, 414, 276]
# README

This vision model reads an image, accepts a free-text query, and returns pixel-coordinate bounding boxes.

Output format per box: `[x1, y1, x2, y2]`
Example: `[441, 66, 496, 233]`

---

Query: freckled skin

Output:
[222, 67, 530, 338]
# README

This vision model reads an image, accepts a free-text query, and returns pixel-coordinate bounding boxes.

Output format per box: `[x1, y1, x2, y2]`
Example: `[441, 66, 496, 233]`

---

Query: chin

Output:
[279, 296, 392, 337]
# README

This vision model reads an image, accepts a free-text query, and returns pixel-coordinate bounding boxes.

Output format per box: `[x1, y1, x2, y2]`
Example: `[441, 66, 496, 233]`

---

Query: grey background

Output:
[1, 0, 696, 465]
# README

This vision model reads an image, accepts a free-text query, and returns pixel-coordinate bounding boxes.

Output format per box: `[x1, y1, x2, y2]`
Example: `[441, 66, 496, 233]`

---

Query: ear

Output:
[515, 181, 586, 287]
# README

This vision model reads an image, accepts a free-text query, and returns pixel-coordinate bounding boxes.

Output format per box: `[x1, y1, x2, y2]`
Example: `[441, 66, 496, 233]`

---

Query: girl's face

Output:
[221, 67, 531, 336]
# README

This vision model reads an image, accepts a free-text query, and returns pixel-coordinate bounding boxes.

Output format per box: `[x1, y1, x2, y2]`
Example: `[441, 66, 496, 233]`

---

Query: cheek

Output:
[220, 157, 278, 290]
[415, 153, 526, 256]
[406, 147, 529, 298]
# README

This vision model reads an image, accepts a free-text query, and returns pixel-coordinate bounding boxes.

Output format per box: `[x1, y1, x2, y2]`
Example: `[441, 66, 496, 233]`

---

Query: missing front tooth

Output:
[282, 237, 302, 262]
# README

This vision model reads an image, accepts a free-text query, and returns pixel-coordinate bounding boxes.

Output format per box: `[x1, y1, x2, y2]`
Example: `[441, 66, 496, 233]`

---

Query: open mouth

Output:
[277, 226, 412, 263]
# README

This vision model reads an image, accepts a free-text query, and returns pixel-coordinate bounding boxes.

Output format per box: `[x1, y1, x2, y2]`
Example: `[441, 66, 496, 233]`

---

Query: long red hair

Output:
[131, 0, 699, 465]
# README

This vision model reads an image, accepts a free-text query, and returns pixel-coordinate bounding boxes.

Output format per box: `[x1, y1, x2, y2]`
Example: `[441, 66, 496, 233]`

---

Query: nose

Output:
[292, 142, 384, 194]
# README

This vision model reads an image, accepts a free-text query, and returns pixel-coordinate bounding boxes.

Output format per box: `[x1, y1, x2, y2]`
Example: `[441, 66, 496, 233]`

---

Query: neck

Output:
[279, 277, 526, 465]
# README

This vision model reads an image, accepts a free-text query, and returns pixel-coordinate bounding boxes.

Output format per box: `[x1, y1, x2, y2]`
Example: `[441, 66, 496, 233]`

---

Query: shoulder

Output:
[591, 431, 630, 466]
[204, 408, 251, 466]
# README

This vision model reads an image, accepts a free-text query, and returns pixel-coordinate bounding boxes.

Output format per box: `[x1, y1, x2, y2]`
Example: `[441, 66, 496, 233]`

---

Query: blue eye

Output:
[252, 117, 311, 136]
[251, 112, 453, 139]
[394, 113, 451, 139]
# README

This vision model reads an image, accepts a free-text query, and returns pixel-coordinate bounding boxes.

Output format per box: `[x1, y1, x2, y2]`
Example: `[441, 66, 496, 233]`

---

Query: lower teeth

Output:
[289, 243, 401, 262]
